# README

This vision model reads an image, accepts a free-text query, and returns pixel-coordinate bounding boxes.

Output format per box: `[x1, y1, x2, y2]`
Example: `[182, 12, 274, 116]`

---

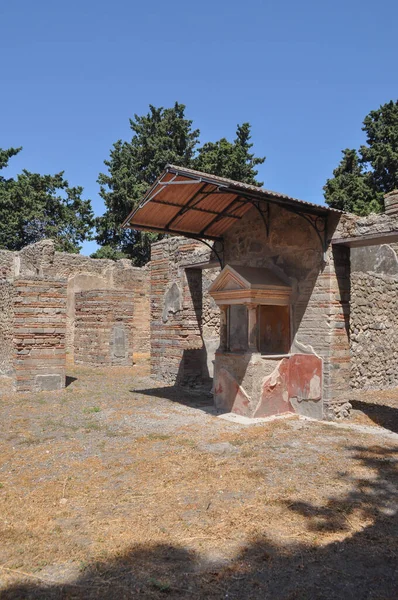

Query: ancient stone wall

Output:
[350, 245, 398, 389]
[150, 208, 351, 418]
[222, 206, 351, 420]
[74, 290, 134, 366]
[12, 277, 67, 392]
[0, 249, 15, 279]
[150, 237, 220, 388]
[1, 240, 150, 361]
[0, 280, 15, 375]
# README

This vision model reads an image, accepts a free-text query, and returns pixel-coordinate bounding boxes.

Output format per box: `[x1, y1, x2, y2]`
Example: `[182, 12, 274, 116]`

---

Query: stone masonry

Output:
[0, 240, 150, 391]
[150, 237, 220, 388]
[74, 290, 134, 366]
[150, 204, 356, 420]
[0, 279, 15, 376]
[0, 240, 150, 365]
[350, 245, 398, 389]
[222, 205, 351, 420]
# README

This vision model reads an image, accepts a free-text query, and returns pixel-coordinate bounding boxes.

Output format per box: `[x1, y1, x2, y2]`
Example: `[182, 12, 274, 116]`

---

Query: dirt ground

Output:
[0, 360, 397, 599]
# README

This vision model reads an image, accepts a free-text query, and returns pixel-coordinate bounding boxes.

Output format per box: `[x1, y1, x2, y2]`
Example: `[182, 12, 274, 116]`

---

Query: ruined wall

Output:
[13, 277, 66, 392]
[350, 244, 398, 389]
[2, 240, 150, 360]
[222, 205, 351, 420]
[0, 280, 14, 375]
[0, 249, 15, 279]
[74, 290, 134, 366]
[150, 237, 220, 388]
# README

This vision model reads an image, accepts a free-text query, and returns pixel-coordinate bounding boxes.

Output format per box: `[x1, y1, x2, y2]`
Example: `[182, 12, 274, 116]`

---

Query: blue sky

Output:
[1, 0, 397, 255]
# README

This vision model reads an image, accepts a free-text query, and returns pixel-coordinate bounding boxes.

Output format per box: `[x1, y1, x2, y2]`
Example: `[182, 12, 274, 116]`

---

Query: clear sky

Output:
[1, 0, 397, 255]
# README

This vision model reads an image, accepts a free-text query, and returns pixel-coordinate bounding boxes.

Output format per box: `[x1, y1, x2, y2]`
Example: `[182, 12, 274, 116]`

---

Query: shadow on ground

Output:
[133, 386, 219, 414]
[2, 445, 397, 599]
[351, 399, 398, 434]
[65, 376, 78, 388]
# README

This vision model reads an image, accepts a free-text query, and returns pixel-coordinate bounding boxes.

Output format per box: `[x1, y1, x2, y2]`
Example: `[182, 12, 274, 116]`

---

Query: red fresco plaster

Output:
[254, 354, 322, 418]
[214, 368, 250, 415]
[254, 358, 293, 418]
[288, 354, 322, 401]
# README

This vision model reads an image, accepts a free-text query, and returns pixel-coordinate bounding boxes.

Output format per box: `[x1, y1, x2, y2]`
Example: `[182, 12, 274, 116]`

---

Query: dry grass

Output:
[0, 363, 397, 599]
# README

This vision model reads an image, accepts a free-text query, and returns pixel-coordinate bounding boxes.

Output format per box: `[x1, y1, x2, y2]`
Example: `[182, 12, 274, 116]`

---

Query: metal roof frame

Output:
[122, 165, 342, 253]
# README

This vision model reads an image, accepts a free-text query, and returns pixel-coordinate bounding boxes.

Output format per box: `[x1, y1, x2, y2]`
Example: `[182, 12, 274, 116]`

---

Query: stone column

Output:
[219, 305, 228, 352]
[247, 303, 259, 352]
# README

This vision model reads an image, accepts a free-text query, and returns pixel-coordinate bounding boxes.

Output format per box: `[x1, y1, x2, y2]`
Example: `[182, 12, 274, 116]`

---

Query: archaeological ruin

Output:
[0, 240, 150, 391]
[125, 165, 398, 420]
[1, 164, 398, 421]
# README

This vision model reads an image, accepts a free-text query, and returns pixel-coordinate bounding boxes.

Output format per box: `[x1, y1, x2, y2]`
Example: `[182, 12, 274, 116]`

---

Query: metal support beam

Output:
[149, 198, 242, 220]
[199, 195, 247, 236]
[130, 223, 222, 242]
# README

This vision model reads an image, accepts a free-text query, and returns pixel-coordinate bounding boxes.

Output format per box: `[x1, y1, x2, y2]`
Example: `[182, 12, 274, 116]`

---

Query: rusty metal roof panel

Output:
[164, 165, 343, 215]
[131, 202, 180, 227]
[173, 210, 217, 233]
[122, 164, 343, 242]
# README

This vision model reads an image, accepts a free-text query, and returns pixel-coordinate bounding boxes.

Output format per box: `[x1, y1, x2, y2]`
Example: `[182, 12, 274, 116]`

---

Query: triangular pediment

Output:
[209, 264, 292, 306]
[210, 267, 246, 293]
[209, 265, 291, 294]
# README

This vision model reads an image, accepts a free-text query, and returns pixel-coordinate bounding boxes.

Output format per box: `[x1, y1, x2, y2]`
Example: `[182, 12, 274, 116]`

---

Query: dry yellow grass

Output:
[0, 364, 397, 598]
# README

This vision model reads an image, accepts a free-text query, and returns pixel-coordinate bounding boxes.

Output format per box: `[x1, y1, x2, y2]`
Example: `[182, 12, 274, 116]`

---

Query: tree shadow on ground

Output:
[2, 446, 397, 600]
[351, 399, 398, 434]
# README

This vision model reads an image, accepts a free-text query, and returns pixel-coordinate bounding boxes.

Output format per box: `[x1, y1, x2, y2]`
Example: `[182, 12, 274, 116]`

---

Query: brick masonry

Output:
[74, 290, 134, 366]
[222, 206, 351, 420]
[0, 240, 150, 366]
[150, 237, 220, 388]
[151, 206, 354, 419]
[12, 277, 67, 392]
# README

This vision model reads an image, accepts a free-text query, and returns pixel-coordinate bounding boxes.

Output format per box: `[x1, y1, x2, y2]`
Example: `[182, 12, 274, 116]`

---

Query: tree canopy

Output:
[0, 147, 93, 253]
[193, 123, 265, 186]
[324, 100, 398, 215]
[94, 103, 265, 265]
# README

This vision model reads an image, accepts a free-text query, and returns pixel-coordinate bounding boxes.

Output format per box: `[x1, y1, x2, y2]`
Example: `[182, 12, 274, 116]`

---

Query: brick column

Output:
[13, 277, 67, 392]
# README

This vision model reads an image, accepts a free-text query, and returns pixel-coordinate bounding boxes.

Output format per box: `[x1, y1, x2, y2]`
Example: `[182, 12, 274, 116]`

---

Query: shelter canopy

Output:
[122, 165, 340, 242]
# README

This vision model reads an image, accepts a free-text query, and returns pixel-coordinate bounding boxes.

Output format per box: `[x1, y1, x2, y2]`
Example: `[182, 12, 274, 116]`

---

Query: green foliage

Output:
[0, 146, 22, 170]
[324, 100, 398, 214]
[90, 245, 130, 261]
[0, 148, 94, 252]
[96, 103, 200, 266]
[360, 100, 398, 193]
[96, 105, 265, 265]
[193, 123, 265, 186]
[323, 149, 383, 215]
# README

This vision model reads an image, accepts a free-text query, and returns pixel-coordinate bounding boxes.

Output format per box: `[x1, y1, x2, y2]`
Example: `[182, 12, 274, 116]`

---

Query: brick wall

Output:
[221, 206, 351, 419]
[150, 237, 220, 388]
[4, 240, 151, 358]
[122, 267, 150, 356]
[12, 277, 67, 392]
[74, 290, 134, 366]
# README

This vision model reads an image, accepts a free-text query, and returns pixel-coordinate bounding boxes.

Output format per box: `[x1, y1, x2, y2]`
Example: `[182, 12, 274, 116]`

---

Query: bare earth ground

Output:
[0, 359, 397, 599]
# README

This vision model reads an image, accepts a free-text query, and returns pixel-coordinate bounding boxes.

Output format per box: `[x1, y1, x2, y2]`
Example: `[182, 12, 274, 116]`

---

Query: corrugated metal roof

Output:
[122, 164, 342, 241]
